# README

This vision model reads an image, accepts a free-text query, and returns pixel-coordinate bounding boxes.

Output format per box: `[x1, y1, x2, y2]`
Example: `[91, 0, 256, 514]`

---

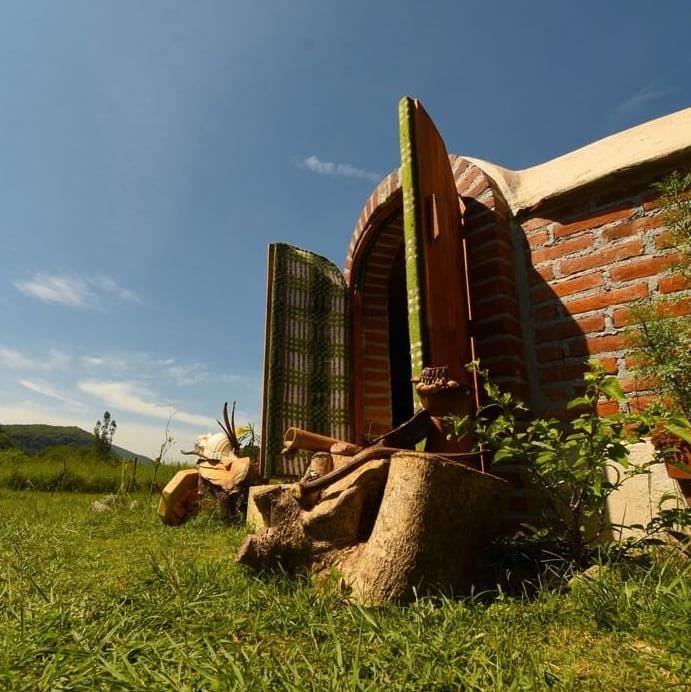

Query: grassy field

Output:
[1, 490, 689, 689]
[0, 448, 187, 494]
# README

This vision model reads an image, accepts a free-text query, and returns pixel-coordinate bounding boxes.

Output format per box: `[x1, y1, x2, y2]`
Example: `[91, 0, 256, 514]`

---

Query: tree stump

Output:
[237, 451, 509, 604]
[338, 452, 509, 604]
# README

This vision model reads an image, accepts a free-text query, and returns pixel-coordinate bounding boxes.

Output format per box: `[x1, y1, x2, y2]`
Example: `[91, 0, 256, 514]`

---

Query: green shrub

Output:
[626, 171, 691, 445]
[446, 361, 651, 564]
[628, 298, 691, 417]
[657, 170, 691, 281]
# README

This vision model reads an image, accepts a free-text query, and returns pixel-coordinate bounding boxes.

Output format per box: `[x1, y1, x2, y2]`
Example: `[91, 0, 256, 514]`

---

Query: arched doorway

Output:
[349, 201, 414, 441]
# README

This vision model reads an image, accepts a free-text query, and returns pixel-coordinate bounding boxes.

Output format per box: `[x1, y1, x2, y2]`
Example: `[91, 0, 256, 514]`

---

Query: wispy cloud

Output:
[77, 380, 217, 428]
[3, 345, 256, 394]
[14, 275, 89, 307]
[613, 85, 680, 119]
[91, 276, 140, 304]
[0, 346, 71, 371]
[158, 360, 209, 386]
[298, 155, 380, 183]
[81, 356, 105, 366]
[19, 379, 73, 403]
[222, 372, 260, 389]
[80, 352, 213, 387]
[14, 273, 140, 309]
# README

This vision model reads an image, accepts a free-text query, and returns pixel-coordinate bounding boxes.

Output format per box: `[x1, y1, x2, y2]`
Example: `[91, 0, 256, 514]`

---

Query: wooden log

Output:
[339, 451, 509, 604]
[369, 409, 432, 448]
[283, 428, 346, 454]
[157, 469, 199, 525]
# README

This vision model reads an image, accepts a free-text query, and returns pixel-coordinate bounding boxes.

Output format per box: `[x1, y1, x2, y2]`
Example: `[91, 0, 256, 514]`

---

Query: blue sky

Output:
[1, 1, 690, 457]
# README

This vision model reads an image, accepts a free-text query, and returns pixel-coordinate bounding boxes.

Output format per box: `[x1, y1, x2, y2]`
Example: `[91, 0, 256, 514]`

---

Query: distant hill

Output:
[3, 424, 152, 462]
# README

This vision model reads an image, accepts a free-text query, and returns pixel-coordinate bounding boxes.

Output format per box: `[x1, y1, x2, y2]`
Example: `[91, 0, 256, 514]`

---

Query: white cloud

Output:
[81, 356, 105, 366]
[80, 352, 214, 386]
[299, 155, 380, 183]
[19, 379, 73, 404]
[0, 345, 260, 452]
[0, 346, 71, 371]
[613, 85, 680, 119]
[222, 372, 260, 389]
[4, 346, 256, 393]
[77, 380, 217, 428]
[0, 347, 35, 370]
[160, 361, 209, 386]
[13, 273, 139, 309]
[92, 275, 140, 304]
[14, 274, 89, 307]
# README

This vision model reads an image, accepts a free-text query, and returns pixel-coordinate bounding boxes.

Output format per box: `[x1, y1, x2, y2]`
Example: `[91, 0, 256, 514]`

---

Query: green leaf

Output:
[665, 422, 691, 445]
[599, 377, 626, 402]
[492, 448, 515, 463]
[593, 476, 602, 496]
[566, 396, 592, 411]
[608, 443, 629, 463]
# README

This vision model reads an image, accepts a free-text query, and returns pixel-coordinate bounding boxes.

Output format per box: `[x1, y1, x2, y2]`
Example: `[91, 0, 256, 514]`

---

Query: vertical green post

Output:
[399, 97, 428, 410]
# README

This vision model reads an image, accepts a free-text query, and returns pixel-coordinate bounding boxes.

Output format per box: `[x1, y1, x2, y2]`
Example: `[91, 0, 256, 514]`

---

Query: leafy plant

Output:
[657, 170, 691, 280]
[446, 361, 651, 564]
[626, 171, 691, 448]
[627, 298, 691, 417]
[236, 421, 260, 461]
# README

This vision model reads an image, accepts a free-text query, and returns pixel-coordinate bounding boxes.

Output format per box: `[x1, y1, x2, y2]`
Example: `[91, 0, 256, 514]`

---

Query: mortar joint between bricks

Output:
[645, 229, 662, 254]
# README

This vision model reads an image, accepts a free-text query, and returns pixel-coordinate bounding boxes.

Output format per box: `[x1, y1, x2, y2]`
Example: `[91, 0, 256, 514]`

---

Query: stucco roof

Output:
[466, 107, 691, 215]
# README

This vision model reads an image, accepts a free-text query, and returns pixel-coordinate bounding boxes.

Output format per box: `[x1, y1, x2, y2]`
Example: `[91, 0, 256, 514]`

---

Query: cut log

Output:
[283, 428, 347, 454]
[158, 469, 199, 525]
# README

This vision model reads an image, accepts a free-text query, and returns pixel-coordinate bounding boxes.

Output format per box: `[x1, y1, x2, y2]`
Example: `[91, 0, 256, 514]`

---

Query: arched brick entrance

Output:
[345, 157, 530, 441]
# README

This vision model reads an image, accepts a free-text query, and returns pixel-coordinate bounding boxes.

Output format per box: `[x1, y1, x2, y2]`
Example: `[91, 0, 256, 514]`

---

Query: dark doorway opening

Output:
[388, 245, 414, 426]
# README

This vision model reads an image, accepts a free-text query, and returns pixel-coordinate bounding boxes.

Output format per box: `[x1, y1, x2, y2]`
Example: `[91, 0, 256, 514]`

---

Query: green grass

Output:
[1, 491, 689, 689]
[0, 448, 188, 494]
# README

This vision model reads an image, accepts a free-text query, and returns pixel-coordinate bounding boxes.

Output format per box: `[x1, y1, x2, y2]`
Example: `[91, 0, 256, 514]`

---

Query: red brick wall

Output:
[451, 157, 529, 401]
[345, 156, 689, 431]
[520, 177, 691, 416]
[357, 221, 405, 437]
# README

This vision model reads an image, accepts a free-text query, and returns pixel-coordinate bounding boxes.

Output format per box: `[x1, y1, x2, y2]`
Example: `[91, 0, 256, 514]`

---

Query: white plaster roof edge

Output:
[464, 107, 691, 215]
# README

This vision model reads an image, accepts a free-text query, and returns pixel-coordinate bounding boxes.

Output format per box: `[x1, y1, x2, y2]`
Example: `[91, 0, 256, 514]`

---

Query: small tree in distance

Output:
[94, 411, 117, 459]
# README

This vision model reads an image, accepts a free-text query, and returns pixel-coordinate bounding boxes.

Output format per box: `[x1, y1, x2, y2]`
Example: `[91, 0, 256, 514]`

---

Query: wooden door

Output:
[399, 98, 473, 412]
[260, 243, 351, 477]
